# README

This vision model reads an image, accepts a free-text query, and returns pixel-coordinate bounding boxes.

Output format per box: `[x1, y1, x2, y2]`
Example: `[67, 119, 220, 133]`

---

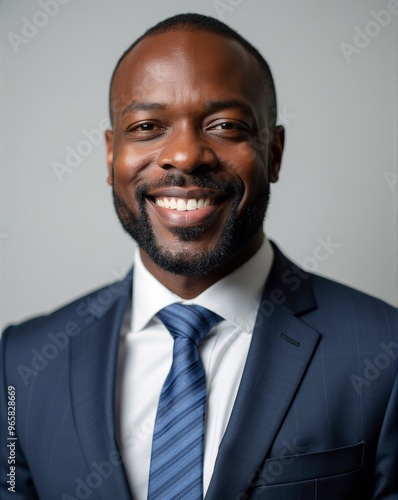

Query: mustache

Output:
[135, 173, 244, 201]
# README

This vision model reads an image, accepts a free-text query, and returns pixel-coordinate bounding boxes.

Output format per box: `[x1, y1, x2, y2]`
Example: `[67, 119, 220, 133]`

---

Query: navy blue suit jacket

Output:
[1, 245, 397, 499]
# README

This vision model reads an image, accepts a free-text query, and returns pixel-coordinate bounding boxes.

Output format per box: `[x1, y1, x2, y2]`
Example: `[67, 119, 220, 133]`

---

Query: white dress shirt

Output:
[115, 236, 274, 499]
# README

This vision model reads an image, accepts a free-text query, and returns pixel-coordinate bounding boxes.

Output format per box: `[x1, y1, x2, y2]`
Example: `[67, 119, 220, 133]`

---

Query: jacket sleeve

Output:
[371, 373, 398, 499]
[1, 327, 39, 500]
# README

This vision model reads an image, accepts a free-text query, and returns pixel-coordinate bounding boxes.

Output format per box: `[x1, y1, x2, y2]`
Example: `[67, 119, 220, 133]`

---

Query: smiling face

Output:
[106, 30, 284, 286]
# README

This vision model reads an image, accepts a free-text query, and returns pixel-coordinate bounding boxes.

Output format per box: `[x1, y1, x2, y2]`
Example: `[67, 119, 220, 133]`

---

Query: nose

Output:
[157, 125, 218, 174]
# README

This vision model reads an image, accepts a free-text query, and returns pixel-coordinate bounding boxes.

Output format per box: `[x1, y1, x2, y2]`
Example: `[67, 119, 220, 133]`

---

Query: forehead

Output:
[111, 30, 265, 121]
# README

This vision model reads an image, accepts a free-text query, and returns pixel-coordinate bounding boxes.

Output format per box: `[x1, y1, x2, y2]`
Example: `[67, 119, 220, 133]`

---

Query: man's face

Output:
[106, 30, 283, 277]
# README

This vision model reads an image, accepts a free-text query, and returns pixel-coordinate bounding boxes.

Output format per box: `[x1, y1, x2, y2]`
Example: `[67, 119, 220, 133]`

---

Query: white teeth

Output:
[186, 199, 197, 211]
[154, 197, 214, 211]
[176, 199, 187, 211]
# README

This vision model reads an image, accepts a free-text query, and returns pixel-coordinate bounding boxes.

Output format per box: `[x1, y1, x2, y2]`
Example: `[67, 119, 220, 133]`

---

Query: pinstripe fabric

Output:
[147, 304, 222, 500]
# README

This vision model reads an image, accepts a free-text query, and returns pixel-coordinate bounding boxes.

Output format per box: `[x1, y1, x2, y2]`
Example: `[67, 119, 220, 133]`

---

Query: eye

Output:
[207, 119, 252, 140]
[213, 121, 243, 130]
[124, 121, 165, 139]
[135, 123, 158, 131]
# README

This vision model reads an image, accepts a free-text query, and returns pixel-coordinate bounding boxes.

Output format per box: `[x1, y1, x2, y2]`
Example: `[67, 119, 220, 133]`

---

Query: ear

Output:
[269, 125, 285, 183]
[105, 129, 114, 185]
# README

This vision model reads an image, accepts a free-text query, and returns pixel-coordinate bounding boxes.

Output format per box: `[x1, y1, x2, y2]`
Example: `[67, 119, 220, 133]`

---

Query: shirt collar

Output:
[132, 236, 274, 334]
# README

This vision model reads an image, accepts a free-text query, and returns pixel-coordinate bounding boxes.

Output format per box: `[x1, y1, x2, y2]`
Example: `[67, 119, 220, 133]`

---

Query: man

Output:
[1, 12, 397, 500]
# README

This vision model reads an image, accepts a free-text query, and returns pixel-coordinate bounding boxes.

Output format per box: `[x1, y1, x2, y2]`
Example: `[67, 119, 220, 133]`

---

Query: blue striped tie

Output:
[147, 303, 222, 500]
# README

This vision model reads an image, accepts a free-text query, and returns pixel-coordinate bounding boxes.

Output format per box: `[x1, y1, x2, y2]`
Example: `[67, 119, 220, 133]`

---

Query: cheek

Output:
[112, 143, 156, 190]
[222, 145, 268, 204]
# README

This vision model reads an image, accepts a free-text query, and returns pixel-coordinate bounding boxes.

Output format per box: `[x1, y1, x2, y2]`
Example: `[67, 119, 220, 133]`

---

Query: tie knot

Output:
[157, 303, 222, 345]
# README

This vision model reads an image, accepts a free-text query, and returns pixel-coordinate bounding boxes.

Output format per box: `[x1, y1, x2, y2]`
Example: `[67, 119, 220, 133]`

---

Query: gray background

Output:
[1, 0, 397, 329]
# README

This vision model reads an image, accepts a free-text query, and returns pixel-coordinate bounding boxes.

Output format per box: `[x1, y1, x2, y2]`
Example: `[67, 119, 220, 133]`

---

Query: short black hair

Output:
[109, 13, 277, 128]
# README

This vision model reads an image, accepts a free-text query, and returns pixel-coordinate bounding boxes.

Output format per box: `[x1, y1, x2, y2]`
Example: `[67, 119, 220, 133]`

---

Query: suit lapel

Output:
[206, 245, 320, 499]
[70, 273, 133, 500]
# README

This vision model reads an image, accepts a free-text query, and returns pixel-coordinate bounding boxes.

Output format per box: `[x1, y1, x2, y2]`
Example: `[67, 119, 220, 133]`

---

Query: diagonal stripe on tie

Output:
[151, 398, 205, 443]
[150, 433, 204, 479]
[150, 411, 205, 461]
[147, 303, 222, 500]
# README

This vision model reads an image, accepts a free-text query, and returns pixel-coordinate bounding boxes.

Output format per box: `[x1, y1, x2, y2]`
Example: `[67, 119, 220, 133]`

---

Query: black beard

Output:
[112, 173, 270, 276]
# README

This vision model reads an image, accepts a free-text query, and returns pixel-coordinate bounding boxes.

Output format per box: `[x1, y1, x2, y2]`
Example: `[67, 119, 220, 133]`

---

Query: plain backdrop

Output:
[1, 0, 397, 329]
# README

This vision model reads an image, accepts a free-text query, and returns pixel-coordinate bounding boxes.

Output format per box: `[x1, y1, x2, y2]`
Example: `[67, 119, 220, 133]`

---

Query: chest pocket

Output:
[250, 442, 364, 499]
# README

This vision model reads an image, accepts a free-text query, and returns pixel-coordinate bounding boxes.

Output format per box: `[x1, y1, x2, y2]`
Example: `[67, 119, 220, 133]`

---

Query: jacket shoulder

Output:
[1, 271, 133, 347]
[269, 242, 396, 325]
[312, 273, 396, 310]
[310, 273, 397, 329]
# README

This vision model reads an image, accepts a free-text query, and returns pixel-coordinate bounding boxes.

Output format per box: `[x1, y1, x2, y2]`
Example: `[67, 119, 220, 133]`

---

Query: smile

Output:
[146, 188, 231, 227]
[154, 197, 214, 211]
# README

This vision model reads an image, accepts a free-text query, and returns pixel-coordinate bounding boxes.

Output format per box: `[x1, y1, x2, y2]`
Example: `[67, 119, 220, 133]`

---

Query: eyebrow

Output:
[121, 101, 167, 118]
[120, 98, 254, 118]
[204, 99, 254, 117]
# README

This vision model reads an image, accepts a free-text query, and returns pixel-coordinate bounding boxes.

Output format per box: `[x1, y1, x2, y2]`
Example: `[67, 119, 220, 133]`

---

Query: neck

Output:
[139, 232, 264, 299]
